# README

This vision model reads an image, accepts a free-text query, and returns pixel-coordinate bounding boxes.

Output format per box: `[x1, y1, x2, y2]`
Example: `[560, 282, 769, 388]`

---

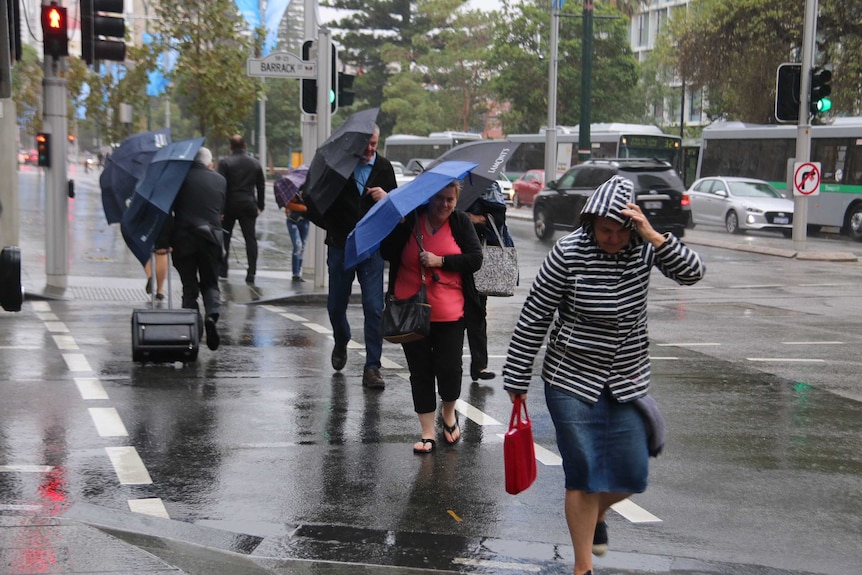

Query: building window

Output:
[689, 88, 703, 123]
[638, 14, 650, 47]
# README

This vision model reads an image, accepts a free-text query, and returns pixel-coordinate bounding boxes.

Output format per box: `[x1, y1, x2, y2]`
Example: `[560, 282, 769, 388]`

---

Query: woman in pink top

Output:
[381, 182, 483, 454]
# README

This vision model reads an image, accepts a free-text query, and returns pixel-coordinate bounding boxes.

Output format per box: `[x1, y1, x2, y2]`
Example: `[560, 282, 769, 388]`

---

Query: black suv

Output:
[532, 159, 690, 241]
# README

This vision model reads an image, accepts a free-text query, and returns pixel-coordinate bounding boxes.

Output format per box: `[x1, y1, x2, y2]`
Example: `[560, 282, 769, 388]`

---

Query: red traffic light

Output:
[41, 3, 69, 58]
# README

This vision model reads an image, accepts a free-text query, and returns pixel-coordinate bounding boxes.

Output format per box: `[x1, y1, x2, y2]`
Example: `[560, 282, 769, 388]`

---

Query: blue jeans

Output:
[286, 217, 309, 277]
[327, 247, 384, 370]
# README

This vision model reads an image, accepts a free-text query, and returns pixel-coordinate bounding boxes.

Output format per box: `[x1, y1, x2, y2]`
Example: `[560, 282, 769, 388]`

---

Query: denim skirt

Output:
[545, 382, 649, 493]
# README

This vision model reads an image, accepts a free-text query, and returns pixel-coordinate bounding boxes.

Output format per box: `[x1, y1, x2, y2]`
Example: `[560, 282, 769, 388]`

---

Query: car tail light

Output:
[681, 193, 691, 207]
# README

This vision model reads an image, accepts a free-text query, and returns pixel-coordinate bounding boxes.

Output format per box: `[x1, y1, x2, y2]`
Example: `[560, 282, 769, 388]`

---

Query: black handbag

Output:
[382, 224, 432, 344]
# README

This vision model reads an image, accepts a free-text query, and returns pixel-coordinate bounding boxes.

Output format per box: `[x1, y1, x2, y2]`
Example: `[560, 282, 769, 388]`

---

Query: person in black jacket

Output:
[161, 146, 227, 351]
[381, 182, 482, 453]
[313, 125, 398, 389]
[218, 134, 266, 284]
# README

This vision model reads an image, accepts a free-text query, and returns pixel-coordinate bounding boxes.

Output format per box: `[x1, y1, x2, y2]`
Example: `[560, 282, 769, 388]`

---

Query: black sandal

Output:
[442, 418, 461, 445]
[413, 438, 436, 454]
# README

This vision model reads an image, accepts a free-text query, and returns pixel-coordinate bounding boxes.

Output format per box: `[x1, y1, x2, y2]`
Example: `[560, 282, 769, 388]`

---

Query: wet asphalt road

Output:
[2, 167, 862, 575]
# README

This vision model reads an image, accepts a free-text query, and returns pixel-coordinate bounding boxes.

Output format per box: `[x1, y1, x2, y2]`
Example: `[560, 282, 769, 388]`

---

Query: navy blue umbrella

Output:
[100, 129, 171, 224]
[120, 137, 204, 266]
[344, 161, 478, 269]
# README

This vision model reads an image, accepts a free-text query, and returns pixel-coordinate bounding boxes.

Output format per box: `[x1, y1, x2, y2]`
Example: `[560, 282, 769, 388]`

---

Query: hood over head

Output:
[580, 175, 636, 231]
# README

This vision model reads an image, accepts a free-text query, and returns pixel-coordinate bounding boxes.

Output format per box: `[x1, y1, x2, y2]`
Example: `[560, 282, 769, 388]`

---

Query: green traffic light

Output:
[329, 89, 336, 104]
[816, 97, 832, 113]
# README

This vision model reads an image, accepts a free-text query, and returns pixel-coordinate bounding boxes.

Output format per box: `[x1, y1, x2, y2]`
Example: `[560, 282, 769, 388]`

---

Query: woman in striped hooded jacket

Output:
[502, 175, 705, 575]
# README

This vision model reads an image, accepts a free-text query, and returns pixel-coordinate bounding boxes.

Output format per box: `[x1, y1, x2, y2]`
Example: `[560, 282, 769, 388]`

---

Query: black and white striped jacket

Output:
[503, 177, 705, 403]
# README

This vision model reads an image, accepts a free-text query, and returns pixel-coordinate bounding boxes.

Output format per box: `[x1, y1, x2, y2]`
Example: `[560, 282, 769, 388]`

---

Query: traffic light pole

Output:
[792, 0, 817, 251]
[543, 3, 559, 181]
[43, 44, 69, 289]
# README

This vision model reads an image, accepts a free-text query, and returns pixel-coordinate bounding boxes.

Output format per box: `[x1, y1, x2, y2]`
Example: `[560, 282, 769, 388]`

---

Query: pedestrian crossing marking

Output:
[52, 334, 79, 350]
[128, 498, 170, 518]
[74, 377, 108, 400]
[89, 407, 128, 437]
[105, 447, 153, 485]
[62, 353, 92, 372]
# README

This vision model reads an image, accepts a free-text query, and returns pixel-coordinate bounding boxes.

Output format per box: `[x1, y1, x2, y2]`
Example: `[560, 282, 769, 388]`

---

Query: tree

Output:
[153, 0, 263, 152]
[11, 44, 44, 138]
[662, 0, 862, 122]
[488, 0, 642, 134]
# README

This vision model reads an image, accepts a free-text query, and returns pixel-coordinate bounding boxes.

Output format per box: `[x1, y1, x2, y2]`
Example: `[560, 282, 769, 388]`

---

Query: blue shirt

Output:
[354, 154, 376, 195]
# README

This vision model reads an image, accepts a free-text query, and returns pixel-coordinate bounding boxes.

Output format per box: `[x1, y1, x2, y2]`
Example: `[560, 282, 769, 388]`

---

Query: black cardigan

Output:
[381, 209, 483, 312]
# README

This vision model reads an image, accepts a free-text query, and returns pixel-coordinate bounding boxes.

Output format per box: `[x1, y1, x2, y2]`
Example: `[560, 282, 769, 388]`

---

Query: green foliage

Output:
[488, 0, 642, 134]
[11, 44, 44, 137]
[662, 0, 862, 122]
[153, 0, 263, 153]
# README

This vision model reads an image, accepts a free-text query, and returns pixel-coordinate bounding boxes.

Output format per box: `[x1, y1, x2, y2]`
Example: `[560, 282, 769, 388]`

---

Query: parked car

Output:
[687, 176, 794, 237]
[512, 169, 566, 208]
[404, 158, 435, 175]
[532, 158, 691, 241]
[391, 161, 415, 187]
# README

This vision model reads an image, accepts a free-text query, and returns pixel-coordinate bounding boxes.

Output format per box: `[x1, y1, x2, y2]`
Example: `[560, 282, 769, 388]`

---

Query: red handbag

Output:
[504, 395, 537, 494]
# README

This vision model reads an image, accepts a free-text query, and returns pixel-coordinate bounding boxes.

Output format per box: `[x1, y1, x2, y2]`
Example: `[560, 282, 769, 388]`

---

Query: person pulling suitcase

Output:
[157, 146, 227, 351]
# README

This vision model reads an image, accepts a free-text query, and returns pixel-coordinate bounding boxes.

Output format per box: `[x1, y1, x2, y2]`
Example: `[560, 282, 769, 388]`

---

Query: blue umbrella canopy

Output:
[344, 160, 478, 268]
[120, 137, 205, 266]
[99, 129, 171, 224]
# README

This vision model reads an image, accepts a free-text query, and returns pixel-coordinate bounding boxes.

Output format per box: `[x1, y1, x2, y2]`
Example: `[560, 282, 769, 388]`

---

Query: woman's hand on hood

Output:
[621, 202, 667, 248]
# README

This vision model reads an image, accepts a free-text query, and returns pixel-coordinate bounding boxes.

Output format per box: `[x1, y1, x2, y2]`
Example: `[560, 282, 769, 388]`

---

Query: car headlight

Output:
[744, 205, 764, 214]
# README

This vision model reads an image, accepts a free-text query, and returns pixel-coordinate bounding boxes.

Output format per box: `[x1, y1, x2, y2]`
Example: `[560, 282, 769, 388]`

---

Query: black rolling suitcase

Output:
[131, 253, 201, 363]
[0, 246, 23, 312]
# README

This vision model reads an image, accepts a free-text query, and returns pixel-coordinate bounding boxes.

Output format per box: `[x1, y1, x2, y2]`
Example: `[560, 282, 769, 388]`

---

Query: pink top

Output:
[394, 216, 465, 322]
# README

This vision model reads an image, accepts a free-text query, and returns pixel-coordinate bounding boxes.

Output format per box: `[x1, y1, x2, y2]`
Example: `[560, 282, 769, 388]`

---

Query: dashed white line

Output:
[44, 321, 69, 333]
[74, 377, 109, 400]
[453, 558, 541, 572]
[89, 407, 129, 437]
[747, 358, 825, 363]
[781, 341, 844, 345]
[0, 465, 53, 473]
[30, 301, 51, 312]
[456, 399, 501, 426]
[303, 322, 332, 334]
[0, 504, 43, 512]
[280, 312, 309, 322]
[105, 447, 153, 485]
[62, 353, 92, 372]
[35, 312, 59, 321]
[611, 498, 662, 523]
[52, 334, 79, 350]
[128, 498, 170, 518]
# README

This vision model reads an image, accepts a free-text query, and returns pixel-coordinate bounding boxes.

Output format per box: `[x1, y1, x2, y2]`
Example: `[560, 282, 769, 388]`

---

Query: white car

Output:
[391, 161, 415, 187]
[687, 176, 794, 237]
[498, 176, 515, 205]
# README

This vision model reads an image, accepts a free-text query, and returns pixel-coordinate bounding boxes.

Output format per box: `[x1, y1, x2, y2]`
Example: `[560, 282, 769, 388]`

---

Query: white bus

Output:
[382, 132, 483, 165]
[697, 119, 862, 239]
[504, 123, 682, 178]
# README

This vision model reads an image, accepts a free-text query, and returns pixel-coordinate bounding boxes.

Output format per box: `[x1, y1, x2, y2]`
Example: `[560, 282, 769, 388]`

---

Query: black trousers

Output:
[402, 319, 465, 414]
[464, 294, 488, 380]
[173, 239, 221, 318]
[222, 211, 258, 276]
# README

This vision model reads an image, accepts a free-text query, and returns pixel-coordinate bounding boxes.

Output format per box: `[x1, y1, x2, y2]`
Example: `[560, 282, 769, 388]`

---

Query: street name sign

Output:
[247, 52, 316, 79]
[793, 161, 821, 196]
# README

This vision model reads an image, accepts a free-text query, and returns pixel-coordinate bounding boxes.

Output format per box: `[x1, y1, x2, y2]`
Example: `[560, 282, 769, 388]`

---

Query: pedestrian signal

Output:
[41, 3, 68, 58]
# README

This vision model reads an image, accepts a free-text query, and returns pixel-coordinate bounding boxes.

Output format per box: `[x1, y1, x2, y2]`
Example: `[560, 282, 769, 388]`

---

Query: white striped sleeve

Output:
[653, 234, 706, 285]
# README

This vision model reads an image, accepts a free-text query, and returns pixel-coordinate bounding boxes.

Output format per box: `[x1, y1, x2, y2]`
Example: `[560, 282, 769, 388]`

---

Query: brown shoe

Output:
[362, 368, 385, 389]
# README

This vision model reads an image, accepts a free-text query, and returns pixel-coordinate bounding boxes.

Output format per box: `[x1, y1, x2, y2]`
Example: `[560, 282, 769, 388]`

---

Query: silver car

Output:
[687, 176, 794, 237]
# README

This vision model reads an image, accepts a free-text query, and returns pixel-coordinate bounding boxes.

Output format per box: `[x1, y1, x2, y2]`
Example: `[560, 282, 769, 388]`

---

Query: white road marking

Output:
[453, 558, 541, 572]
[62, 353, 92, 372]
[456, 399, 501, 426]
[44, 321, 69, 333]
[533, 443, 563, 466]
[52, 334, 79, 350]
[747, 358, 825, 363]
[0, 504, 43, 512]
[0, 465, 53, 473]
[781, 341, 843, 345]
[280, 312, 309, 322]
[347, 340, 363, 349]
[128, 498, 170, 518]
[89, 408, 128, 437]
[0, 345, 41, 349]
[74, 377, 108, 400]
[303, 322, 332, 334]
[30, 301, 51, 312]
[650, 356, 680, 360]
[656, 342, 721, 347]
[105, 446, 153, 485]
[35, 312, 59, 321]
[729, 284, 783, 289]
[380, 356, 402, 369]
[611, 499, 662, 523]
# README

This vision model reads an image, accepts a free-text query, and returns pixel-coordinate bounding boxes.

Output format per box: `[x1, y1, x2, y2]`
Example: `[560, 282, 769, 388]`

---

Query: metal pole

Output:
[543, 3, 559, 181]
[43, 50, 69, 289]
[577, 0, 593, 163]
[257, 0, 267, 173]
[302, 0, 325, 287]
[792, 0, 817, 251]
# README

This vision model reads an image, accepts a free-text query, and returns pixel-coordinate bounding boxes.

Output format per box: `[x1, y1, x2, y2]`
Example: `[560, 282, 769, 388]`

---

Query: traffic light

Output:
[41, 3, 68, 58]
[36, 133, 51, 167]
[337, 72, 355, 108]
[775, 63, 801, 123]
[301, 40, 337, 114]
[810, 66, 832, 114]
[81, 0, 126, 66]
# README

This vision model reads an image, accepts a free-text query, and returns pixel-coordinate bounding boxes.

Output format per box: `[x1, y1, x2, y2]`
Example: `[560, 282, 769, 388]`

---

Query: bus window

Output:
[846, 143, 862, 186]
[812, 139, 847, 184]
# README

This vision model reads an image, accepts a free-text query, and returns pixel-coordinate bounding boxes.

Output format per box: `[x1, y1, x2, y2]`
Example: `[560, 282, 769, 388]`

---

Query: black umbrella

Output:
[424, 140, 521, 209]
[305, 107, 379, 216]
